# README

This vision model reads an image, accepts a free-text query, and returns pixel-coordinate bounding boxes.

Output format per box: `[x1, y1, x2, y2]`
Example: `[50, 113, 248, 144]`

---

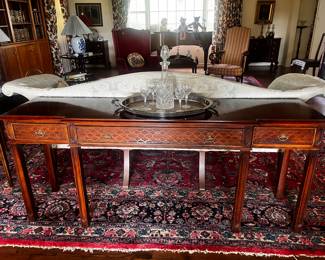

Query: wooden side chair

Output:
[0, 127, 12, 186]
[208, 27, 251, 82]
[291, 33, 325, 76]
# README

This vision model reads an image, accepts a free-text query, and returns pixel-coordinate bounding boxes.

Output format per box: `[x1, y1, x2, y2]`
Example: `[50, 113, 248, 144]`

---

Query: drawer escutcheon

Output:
[33, 129, 46, 137]
[277, 134, 289, 142]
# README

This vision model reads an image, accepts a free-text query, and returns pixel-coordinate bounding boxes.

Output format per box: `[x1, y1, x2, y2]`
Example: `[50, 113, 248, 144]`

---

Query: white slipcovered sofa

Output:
[2, 72, 325, 101]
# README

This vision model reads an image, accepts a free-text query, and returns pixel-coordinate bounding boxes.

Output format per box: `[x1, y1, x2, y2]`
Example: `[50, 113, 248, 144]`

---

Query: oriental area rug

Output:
[0, 146, 324, 257]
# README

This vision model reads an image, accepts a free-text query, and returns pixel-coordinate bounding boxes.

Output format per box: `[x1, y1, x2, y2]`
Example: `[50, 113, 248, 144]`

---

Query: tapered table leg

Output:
[122, 149, 130, 189]
[292, 151, 317, 232]
[11, 144, 36, 221]
[43, 144, 59, 192]
[276, 149, 291, 199]
[70, 146, 89, 227]
[0, 140, 12, 187]
[232, 150, 250, 232]
[199, 151, 206, 190]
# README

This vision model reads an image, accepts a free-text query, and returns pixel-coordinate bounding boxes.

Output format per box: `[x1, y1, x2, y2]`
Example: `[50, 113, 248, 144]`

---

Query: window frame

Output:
[127, 0, 215, 31]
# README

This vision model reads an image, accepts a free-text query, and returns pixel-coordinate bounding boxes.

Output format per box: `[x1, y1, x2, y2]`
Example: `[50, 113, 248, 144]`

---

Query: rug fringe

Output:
[0, 242, 324, 258]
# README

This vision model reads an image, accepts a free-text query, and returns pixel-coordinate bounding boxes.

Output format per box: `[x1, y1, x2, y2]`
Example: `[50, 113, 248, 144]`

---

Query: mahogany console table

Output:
[1, 97, 324, 233]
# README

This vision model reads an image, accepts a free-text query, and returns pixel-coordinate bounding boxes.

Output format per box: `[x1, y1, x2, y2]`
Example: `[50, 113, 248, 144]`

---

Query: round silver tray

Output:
[118, 94, 213, 118]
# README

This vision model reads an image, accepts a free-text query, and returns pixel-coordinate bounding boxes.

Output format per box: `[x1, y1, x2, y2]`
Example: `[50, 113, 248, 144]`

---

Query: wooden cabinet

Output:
[0, 45, 21, 80]
[247, 38, 281, 71]
[16, 42, 43, 76]
[0, 39, 52, 80]
[0, 0, 53, 81]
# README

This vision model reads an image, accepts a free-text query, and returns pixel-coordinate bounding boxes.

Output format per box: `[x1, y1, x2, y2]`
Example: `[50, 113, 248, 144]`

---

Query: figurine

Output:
[160, 18, 168, 32]
[178, 17, 188, 32]
[178, 17, 188, 40]
[188, 17, 204, 32]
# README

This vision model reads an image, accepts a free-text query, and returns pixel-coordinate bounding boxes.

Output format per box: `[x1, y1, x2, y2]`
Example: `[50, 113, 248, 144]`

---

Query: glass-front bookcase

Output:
[0, 0, 46, 43]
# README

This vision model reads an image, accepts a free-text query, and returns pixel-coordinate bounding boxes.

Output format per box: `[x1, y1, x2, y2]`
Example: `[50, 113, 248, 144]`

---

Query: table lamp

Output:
[61, 15, 92, 54]
[0, 29, 10, 45]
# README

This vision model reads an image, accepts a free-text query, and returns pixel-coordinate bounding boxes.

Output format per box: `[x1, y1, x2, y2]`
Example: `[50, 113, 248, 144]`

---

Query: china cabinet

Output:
[0, 0, 53, 81]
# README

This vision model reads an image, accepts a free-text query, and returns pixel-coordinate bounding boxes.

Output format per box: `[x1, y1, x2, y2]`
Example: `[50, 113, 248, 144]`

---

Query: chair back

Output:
[314, 33, 325, 61]
[112, 28, 152, 61]
[318, 42, 325, 80]
[221, 27, 250, 66]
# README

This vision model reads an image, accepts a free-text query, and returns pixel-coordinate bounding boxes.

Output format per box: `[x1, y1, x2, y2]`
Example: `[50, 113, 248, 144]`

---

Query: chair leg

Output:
[312, 67, 316, 76]
[240, 75, 243, 83]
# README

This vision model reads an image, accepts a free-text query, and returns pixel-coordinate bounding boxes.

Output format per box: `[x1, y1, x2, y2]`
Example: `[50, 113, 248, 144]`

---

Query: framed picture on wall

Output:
[254, 1, 276, 24]
[75, 3, 103, 27]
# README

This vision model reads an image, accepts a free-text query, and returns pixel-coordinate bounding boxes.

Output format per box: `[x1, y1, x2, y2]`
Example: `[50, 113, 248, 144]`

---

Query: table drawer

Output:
[76, 126, 245, 147]
[252, 127, 316, 147]
[12, 123, 68, 142]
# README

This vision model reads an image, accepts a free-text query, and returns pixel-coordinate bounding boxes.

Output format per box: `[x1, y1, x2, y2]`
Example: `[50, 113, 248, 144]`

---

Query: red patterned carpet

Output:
[0, 146, 324, 257]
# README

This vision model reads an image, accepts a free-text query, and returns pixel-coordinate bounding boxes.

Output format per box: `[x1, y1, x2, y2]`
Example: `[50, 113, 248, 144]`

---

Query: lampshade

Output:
[0, 29, 10, 43]
[61, 15, 92, 36]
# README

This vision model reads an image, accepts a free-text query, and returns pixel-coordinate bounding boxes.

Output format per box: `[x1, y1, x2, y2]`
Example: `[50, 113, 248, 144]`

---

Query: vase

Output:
[71, 36, 86, 54]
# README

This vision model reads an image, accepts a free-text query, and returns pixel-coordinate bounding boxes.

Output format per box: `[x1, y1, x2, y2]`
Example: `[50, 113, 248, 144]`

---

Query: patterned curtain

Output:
[59, 0, 69, 22]
[112, 0, 130, 29]
[43, 0, 70, 75]
[43, 0, 63, 75]
[214, 0, 242, 49]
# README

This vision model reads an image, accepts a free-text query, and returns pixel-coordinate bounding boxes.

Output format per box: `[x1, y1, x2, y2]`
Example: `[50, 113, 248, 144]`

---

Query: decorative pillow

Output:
[127, 52, 145, 68]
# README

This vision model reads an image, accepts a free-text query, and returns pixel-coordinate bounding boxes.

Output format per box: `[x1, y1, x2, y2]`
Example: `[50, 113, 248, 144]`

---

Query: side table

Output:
[61, 53, 104, 73]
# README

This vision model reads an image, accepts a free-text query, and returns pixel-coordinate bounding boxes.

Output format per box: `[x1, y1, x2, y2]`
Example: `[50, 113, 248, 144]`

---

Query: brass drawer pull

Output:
[278, 134, 289, 142]
[103, 134, 112, 139]
[33, 129, 46, 137]
[205, 134, 215, 143]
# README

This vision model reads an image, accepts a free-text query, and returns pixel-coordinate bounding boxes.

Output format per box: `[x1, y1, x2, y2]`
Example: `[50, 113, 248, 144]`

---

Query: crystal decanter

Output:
[156, 45, 175, 110]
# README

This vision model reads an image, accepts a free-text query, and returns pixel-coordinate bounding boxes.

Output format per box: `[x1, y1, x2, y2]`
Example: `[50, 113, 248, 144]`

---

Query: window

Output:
[127, 0, 215, 31]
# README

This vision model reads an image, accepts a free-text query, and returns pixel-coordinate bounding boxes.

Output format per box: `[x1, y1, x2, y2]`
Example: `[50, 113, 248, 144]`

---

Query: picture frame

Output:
[75, 3, 103, 27]
[254, 1, 276, 24]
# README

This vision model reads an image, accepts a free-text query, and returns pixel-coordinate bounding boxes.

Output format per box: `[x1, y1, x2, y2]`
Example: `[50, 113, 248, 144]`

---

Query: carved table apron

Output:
[1, 97, 324, 233]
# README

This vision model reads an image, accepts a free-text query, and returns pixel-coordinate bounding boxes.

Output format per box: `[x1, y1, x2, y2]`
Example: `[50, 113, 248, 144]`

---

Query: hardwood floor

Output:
[0, 65, 304, 260]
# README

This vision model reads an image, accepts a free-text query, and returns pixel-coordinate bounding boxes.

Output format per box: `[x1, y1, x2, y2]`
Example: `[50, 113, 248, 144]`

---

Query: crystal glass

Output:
[174, 85, 185, 111]
[140, 86, 151, 110]
[182, 82, 192, 109]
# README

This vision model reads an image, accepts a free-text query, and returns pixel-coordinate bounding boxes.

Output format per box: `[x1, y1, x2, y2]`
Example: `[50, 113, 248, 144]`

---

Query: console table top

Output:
[2, 97, 325, 122]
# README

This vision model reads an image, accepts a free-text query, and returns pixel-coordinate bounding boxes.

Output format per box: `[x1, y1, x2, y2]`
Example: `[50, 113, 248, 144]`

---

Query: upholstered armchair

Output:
[112, 28, 160, 74]
[208, 27, 250, 82]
